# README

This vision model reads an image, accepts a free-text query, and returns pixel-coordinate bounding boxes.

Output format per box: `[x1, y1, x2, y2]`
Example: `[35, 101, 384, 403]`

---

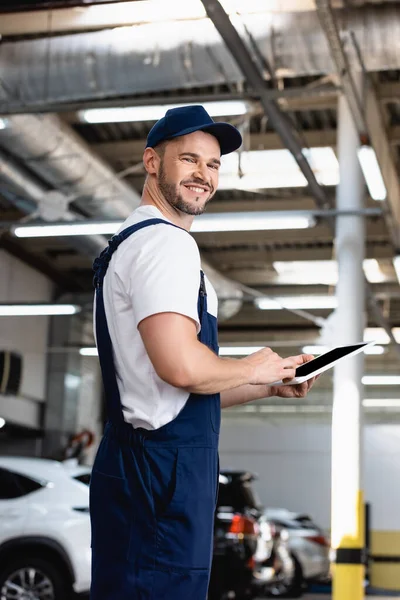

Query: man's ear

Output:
[143, 147, 160, 175]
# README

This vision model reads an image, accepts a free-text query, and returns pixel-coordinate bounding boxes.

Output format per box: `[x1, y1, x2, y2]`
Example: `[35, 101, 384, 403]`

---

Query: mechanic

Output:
[90, 105, 316, 599]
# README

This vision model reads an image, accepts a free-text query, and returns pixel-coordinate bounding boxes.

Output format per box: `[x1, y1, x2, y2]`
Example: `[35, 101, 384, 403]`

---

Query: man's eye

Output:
[209, 164, 219, 170]
[183, 157, 195, 163]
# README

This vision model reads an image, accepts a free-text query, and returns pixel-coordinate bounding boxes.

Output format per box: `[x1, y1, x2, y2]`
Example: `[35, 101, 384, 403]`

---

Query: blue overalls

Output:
[90, 218, 221, 599]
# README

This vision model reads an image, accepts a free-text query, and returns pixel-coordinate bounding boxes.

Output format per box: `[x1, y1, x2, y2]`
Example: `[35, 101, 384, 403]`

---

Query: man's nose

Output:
[193, 162, 211, 185]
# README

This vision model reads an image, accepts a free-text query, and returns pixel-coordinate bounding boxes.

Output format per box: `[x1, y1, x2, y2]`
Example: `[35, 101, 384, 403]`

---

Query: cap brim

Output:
[167, 122, 242, 155]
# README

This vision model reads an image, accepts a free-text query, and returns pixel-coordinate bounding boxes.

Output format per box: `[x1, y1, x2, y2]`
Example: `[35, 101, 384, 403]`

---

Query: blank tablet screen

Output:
[295, 343, 368, 378]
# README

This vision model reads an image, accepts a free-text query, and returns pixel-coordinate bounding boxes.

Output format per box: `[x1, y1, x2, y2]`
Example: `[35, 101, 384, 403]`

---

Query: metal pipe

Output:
[0, 114, 141, 219]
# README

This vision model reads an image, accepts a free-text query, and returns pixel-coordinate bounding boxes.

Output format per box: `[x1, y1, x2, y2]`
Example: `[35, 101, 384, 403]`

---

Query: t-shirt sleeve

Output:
[119, 224, 202, 332]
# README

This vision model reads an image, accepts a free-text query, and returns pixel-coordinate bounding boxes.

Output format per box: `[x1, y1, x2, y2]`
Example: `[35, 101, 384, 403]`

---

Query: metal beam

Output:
[2, 80, 397, 116]
[0, 1, 316, 38]
[316, 0, 400, 357]
[316, 0, 400, 250]
[90, 126, 400, 166]
[91, 130, 338, 163]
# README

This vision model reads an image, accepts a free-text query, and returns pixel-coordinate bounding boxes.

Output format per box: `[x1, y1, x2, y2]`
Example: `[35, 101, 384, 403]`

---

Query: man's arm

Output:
[220, 384, 272, 408]
[138, 312, 302, 393]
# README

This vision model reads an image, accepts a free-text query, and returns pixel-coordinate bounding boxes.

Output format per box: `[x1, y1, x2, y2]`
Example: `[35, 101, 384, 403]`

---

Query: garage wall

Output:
[75, 356, 103, 465]
[219, 417, 400, 532]
[0, 250, 53, 425]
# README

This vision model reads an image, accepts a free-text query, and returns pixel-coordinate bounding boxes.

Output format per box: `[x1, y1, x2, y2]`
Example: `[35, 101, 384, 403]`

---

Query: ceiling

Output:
[1, 0, 400, 418]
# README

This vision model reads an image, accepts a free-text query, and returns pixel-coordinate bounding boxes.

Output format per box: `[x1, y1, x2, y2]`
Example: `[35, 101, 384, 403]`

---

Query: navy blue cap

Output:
[146, 105, 242, 155]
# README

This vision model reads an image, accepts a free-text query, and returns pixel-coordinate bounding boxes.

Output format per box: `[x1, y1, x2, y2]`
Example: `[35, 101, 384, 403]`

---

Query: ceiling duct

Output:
[0, 5, 399, 112]
[202, 260, 243, 321]
[0, 114, 141, 218]
[0, 148, 106, 258]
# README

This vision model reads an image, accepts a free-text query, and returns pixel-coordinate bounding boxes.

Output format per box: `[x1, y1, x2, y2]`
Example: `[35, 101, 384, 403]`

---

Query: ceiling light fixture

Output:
[357, 145, 387, 201]
[0, 418, 5, 429]
[219, 346, 264, 356]
[191, 212, 316, 232]
[14, 211, 316, 238]
[363, 345, 386, 356]
[393, 256, 400, 284]
[302, 345, 329, 355]
[0, 304, 81, 316]
[80, 100, 248, 124]
[255, 295, 337, 311]
[362, 376, 400, 386]
[363, 399, 400, 408]
[14, 222, 121, 238]
[272, 259, 387, 286]
[80, 347, 98, 356]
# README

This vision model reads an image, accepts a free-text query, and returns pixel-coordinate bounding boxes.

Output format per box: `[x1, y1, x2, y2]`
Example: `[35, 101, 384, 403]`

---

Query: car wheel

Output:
[0, 555, 71, 600]
[267, 555, 304, 598]
[284, 556, 304, 598]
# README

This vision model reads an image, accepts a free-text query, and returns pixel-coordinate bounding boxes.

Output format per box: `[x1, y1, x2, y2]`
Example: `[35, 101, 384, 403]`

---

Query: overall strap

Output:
[93, 218, 184, 288]
[198, 270, 208, 319]
[92, 218, 196, 425]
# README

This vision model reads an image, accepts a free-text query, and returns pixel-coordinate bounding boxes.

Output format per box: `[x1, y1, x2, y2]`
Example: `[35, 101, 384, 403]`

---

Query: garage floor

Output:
[285, 596, 399, 600]
[255, 596, 400, 600]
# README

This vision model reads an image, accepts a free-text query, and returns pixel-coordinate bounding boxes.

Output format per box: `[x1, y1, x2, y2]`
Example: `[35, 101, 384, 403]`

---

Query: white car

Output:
[0, 456, 92, 600]
[264, 508, 330, 594]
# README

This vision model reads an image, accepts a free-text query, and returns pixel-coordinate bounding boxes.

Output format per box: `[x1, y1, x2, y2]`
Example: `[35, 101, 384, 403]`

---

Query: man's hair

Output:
[154, 140, 168, 158]
[143, 140, 168, 184]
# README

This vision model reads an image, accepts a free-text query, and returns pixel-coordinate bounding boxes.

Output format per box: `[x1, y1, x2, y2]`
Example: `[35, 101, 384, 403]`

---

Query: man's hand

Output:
[267, 354, 319, 399]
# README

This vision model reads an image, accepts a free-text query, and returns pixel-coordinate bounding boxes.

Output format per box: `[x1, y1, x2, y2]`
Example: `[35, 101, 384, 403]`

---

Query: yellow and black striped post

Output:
[332, 492, 365, 600]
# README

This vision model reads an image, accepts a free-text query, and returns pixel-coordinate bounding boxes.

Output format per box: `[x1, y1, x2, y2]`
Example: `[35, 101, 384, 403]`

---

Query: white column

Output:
[331, 71, 366, 600]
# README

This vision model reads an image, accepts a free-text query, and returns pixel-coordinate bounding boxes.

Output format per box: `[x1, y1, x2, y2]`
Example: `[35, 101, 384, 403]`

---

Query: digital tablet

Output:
[272, 340, 376, 386]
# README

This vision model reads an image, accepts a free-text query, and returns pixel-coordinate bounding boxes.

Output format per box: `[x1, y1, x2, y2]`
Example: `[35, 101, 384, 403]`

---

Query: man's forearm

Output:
[220, 384, 272, 408]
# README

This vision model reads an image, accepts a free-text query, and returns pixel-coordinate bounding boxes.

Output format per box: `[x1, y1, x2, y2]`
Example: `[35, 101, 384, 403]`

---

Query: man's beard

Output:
[158, 161, 213, 216]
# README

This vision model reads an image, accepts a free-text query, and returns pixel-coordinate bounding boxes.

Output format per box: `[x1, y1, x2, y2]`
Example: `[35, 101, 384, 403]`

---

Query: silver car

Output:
[264, 509, 330, 595]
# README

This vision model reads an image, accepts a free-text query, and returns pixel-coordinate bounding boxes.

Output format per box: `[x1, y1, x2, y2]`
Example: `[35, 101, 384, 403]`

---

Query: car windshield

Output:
[218, 479, 260, 512]
[74, 473, 91, 486]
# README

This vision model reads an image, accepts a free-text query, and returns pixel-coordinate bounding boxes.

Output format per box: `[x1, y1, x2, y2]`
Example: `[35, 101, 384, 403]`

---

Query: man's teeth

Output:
[187, 186, 206, 193]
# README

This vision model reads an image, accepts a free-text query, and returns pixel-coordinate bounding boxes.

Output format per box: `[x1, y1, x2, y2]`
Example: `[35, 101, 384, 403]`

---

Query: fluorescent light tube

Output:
[362, 376, 400, 386]
[364, 345, 385, 355]
[357, 145, 387, 201]
[272, 259, 386, 285]
[363, 399, 400, 408]
[14, 222, 122, 238]
[302, 344, 385, 356]
[80, 100, 248, 124]
[218, 173, 309, 190]
[393, 256, 400, 284]
[258, 405, 331, 414]
[363, 259, 386, 283]
[302, 345, 329, 355]
[219, 346, 264, 356]
[0, 304, 80, 316]
[80, 347, 98, 356]
[191, 212, 316, 232]
[256, 295, 337, 311]
[14, 212, 316, 238]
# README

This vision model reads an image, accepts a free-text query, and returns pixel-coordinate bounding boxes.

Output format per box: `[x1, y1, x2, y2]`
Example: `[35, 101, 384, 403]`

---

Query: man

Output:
[90, 105, 316, 599]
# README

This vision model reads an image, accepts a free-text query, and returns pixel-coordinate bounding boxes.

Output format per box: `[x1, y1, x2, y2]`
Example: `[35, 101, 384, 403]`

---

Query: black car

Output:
[208, 470, 291, 600]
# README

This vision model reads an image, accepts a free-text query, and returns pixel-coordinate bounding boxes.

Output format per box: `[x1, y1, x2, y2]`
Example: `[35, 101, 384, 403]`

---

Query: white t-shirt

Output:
[99, 205, 218, 430]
